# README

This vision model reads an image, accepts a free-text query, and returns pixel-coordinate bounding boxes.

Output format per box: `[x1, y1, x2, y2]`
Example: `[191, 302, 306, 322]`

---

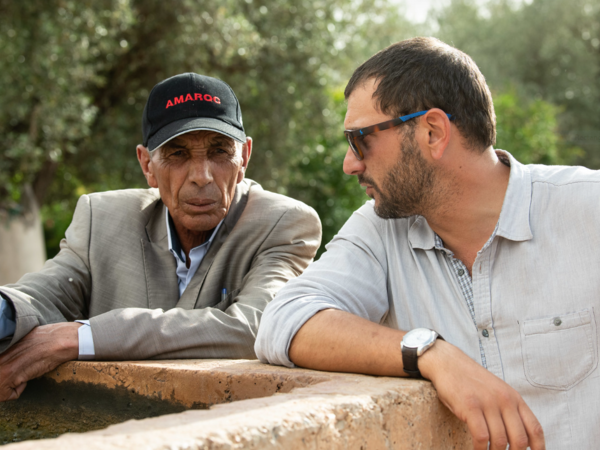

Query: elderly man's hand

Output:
[420, 340, 545, 450]
[0, 322, 81, 402]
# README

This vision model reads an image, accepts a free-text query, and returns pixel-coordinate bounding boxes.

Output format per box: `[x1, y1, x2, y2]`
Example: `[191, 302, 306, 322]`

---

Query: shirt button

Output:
[482, 329, 489, 338]
[553, 317, 562, 326]
[458, 269, 465, 276]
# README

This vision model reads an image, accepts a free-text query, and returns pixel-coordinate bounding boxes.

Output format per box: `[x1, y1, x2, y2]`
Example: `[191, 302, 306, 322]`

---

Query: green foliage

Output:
[494, 89, 583, 164]
[0, 0, 134, 209]
[432, 0, 599, 166]
[2, 0, 593, 258]
[286, 88, 369, 257]
[0, 0, 414, 255]
[41, 199, 79, 258]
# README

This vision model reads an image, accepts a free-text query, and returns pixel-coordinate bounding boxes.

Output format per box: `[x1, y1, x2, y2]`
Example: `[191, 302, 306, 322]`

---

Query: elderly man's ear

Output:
[136, 145, 159, 188]
[238, 137, 253, 183]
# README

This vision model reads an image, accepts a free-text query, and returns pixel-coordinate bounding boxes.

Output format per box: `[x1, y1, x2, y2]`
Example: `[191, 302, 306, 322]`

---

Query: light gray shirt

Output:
[255, 150, 600, 449]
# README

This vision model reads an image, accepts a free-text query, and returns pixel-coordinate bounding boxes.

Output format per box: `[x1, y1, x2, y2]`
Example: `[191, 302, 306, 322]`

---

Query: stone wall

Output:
[4, 360, 472, 449]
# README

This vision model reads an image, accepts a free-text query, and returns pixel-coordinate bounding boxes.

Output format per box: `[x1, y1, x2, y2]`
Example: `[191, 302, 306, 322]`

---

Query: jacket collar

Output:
[142, 180, 253, 310]
[408, 150, 533, 250]
[175, 178, 252, 310]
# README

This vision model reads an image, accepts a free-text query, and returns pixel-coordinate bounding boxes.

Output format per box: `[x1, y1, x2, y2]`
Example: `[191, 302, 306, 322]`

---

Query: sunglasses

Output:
[344, 110, 453, 161]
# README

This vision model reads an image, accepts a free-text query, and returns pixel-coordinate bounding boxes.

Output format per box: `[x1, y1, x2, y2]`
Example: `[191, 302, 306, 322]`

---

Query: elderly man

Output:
[0, 73, 321, 401]
[257, 38, 600, 450]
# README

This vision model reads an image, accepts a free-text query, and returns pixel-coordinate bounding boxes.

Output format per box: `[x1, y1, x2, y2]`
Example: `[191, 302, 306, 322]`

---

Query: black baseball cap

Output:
[142, 73, 246, 151]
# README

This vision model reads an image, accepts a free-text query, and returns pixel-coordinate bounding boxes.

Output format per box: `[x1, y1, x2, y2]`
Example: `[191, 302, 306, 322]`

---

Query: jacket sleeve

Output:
[88, 204, 322, 360]
[0, 195, 93, 353]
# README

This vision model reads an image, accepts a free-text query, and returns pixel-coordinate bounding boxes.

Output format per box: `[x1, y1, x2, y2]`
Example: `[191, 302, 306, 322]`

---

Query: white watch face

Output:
[403, 328, 436, 348]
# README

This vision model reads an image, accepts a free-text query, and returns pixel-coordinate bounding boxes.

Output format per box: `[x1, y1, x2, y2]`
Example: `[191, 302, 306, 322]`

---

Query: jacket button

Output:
[482, 329, 489, 338]
[553, 317, 562, 326]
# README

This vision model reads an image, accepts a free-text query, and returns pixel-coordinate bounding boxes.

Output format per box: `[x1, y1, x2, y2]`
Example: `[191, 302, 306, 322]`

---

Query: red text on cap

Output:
[166, 93, 221, 108]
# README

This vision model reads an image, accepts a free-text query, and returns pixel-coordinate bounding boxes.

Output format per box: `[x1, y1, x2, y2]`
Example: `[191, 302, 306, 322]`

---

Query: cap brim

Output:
[148, 117, 246, 151]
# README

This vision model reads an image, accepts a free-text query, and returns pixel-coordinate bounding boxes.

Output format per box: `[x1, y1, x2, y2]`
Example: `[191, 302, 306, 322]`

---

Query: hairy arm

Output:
[0, 322, 81, 401]
[289, 309, 545, 450]
[259, 205, 544, 450]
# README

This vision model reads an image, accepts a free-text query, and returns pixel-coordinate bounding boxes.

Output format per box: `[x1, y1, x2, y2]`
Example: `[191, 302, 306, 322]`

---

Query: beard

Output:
[359, 130, 438, 219]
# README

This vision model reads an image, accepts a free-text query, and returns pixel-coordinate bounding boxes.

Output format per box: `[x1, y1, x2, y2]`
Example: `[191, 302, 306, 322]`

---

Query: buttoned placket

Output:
[471, 234, 504, 379]
[435, 235, 488, 369]
[434, 223, 502, 374]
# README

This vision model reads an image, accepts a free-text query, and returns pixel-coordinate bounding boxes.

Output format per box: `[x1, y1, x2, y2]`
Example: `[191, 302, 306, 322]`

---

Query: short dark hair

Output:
[344, 37, 496, 150]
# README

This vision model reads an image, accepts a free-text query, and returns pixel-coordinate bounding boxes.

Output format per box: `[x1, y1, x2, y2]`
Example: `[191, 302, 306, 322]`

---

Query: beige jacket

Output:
[0, 179, 321, 360]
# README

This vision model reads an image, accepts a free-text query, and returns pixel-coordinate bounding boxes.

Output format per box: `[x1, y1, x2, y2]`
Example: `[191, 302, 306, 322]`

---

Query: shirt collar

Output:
[493, 150, 533, 242]
[165, 208, 223, 262]
[408, 149, 533, 250]
[408, 216, 437, 250]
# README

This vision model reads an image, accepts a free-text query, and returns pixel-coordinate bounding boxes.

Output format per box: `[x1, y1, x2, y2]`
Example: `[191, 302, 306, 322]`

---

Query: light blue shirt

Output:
[255, 150, 600, 449]
[0, 297, 15, 339]
[0, 207, 222, 359]
[166, 209, 223, 297]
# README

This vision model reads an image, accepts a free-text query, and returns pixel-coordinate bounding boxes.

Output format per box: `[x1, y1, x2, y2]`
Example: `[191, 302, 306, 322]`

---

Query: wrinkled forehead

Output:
[150, 130, 240, 159]
[164, 130, 237, 148]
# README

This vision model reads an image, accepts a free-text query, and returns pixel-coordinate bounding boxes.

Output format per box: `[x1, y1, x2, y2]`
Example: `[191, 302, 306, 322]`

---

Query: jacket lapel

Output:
[142, 201, 179, 310]
[175, 180, 252, 310]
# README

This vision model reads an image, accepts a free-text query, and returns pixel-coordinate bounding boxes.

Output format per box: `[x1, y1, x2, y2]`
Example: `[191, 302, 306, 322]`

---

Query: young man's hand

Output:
[420, 340, 545, 450]
[0, 322, 81, 401]
[289, 310, 545, 450]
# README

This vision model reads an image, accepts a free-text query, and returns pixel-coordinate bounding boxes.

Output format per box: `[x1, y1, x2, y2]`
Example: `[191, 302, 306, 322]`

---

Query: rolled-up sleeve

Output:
[255, 202, 390, 367]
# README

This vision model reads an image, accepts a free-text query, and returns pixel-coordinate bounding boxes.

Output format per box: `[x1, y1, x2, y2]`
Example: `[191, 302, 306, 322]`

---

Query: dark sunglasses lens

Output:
[345, 134, 363, 160]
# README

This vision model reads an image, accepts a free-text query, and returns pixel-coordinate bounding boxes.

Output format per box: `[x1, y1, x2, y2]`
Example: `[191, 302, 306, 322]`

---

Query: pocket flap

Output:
[523, 309, 592, 336]
[520, 307, 597, 390]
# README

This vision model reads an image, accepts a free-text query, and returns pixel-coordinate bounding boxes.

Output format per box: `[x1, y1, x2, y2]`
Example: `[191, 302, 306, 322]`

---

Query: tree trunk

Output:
[0, 185, 47, 285]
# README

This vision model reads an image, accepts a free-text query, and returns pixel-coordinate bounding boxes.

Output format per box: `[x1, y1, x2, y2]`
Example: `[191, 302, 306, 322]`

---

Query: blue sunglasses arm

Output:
[399, 111, 453, 121]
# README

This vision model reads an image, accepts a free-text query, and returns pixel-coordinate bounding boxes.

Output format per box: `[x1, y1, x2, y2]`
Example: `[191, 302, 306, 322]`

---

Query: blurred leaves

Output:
[433, 0, 599, 166]
[1, 0, 593, 258]
[286, 88, 369, 256]
[0, 0, 412, 256]
[494, 88, 583, 164]
[0, 0, 134, 211]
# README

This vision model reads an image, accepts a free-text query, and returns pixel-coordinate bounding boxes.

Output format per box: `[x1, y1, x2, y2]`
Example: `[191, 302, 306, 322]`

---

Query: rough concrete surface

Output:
[5, 360, 472, 449]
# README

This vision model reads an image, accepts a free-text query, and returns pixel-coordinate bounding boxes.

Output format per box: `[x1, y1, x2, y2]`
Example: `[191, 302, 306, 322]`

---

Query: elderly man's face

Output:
[137, 131, 251, 238]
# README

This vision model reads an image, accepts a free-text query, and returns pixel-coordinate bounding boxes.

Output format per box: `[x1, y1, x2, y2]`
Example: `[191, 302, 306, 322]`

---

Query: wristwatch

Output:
[401, 328, 444, 379]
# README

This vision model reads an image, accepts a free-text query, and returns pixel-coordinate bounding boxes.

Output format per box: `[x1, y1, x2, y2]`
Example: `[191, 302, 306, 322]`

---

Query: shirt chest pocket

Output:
[520, 308, 598, 390]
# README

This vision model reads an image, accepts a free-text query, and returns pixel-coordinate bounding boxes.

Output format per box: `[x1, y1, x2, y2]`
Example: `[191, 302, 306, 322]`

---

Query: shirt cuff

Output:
[0, 294, 16, 340]
[255, 295, 342, 368]
[75, 320, 95, 360]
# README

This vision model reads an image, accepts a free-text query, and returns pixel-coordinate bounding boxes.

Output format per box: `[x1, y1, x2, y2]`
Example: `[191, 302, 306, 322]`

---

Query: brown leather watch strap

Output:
[401, 334, 444, 379]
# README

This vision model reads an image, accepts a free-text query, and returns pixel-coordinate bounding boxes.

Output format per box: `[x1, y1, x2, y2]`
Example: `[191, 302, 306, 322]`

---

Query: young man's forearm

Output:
[289, 309, 409, 376]
[289, 308, 545, 450]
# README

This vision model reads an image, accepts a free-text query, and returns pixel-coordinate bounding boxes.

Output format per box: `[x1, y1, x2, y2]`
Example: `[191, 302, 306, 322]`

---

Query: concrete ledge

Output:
[6, 360, 472, 449]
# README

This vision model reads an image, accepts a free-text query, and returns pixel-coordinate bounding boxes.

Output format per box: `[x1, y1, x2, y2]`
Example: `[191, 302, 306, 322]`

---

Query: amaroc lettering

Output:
[165, 93, 222, 108]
